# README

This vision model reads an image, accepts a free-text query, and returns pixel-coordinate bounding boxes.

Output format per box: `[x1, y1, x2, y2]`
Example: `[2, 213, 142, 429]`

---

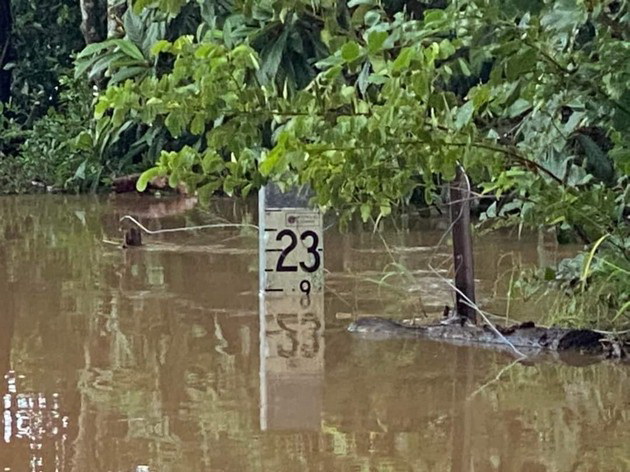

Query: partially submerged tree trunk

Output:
[348, 166, 627, 363]
[450, 166, 477, 324]
[0, 0, 13, 103]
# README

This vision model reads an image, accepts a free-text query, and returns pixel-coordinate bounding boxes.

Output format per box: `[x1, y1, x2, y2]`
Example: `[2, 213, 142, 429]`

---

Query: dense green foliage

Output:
[0, 0, 88, 191]
[0, 0, 628, 327]
[0, 0, 168, 191]
[9, 0, 84, 114]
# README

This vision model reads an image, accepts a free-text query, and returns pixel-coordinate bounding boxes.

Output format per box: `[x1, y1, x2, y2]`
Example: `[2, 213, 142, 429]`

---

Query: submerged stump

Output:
[122, 227, 142, 248]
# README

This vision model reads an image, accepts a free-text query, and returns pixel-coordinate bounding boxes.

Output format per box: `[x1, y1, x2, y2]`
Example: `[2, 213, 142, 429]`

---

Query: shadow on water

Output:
[0, 194, 627, 472]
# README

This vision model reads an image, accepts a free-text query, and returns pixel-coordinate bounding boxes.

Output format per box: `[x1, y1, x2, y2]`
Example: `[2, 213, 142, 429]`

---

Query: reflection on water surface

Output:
[0, 195, 627, 472]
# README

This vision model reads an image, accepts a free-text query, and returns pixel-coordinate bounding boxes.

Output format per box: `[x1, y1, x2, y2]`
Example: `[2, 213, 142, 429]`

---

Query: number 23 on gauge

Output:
[271, 229, 321, 273]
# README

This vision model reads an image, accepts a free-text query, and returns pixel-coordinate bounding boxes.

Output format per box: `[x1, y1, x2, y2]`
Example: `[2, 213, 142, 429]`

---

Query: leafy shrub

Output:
[0, 77, 99, 193]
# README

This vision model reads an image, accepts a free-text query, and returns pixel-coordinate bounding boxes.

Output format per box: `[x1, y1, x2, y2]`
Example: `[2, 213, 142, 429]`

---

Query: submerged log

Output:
[112, 173, 142, 193]
[112, 173, 189, 194]
[348, 317, 627, 359]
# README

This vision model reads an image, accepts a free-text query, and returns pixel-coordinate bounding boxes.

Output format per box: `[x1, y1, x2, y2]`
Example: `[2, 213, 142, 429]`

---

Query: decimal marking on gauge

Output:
[263, 209, 324, 294]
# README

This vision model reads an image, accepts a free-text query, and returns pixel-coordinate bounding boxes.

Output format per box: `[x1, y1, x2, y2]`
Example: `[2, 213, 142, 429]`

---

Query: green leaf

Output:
[258, 28, 288, 84]
[340, 85, 355, 101]
[357, 62, 370, 94]
[341, 41, 362, 62]
[360, 203, 371, 222]
[259, 148, 281, 177]
[507, 98, 531, 118]
[458, 58, 471, 77]
[323, 65, 343, 80]
[94, 99, 110, 119]
[223, 176, 238, 196]
[423, 10, 445, 25]
[190, 113, 206, 136]
[74, 131, 93, 150]
[364, 10, 381, 26]
[379, 203, 391, 218]
[609, 145, 630, 175]
[88, 52, 124, 81]
[77, 40, 116, 59]
[165, 110, 185, 137]
[612, 91, 630, 131]
[132, 0, 153, 14]
[454, 101, 474, 130]
[112, 39, 145, 61]
[151, 40, 172, 56]
[74, 160, 87, 180]
[136, 167, 162, 192]
[471, 85, 490, 109]
[348, 0, 378, 6]
[109, 66, 148, 85]
[505, 48, 537, 81]
[367, 31, 389, 54]
[576, 134, 615, 184]
[75, 54, 102, 78]
[123, 8, 145, 47]
[392, 47, 414, 73]
[438, 40, 456, 59]
[242, 183, 254, 198]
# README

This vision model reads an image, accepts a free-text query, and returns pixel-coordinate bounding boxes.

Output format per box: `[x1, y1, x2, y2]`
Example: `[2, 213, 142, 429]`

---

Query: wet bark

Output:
[450, 166, 476, 323]
[0, 0, 13, 102]
[347, 317, 623, 360]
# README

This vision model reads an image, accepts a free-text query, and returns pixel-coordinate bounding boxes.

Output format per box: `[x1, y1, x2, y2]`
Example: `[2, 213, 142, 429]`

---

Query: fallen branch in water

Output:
[119, 215, 258, 235]
[347, 316, 620, 360]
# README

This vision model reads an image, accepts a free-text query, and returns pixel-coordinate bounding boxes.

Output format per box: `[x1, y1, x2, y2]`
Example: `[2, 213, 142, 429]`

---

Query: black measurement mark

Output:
[275, 229, 299, 272]
[265, 248, 282, 252]
[264, 228, 278, 232]
[265, 288, 284, 292]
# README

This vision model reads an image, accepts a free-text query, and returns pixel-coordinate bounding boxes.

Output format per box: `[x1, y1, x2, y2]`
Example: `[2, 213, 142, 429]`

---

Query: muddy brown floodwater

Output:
[0, 195, 628, 472]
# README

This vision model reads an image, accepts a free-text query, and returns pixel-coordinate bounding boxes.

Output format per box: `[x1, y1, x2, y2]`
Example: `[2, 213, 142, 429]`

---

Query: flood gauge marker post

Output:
[258, 184, 325, 431]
